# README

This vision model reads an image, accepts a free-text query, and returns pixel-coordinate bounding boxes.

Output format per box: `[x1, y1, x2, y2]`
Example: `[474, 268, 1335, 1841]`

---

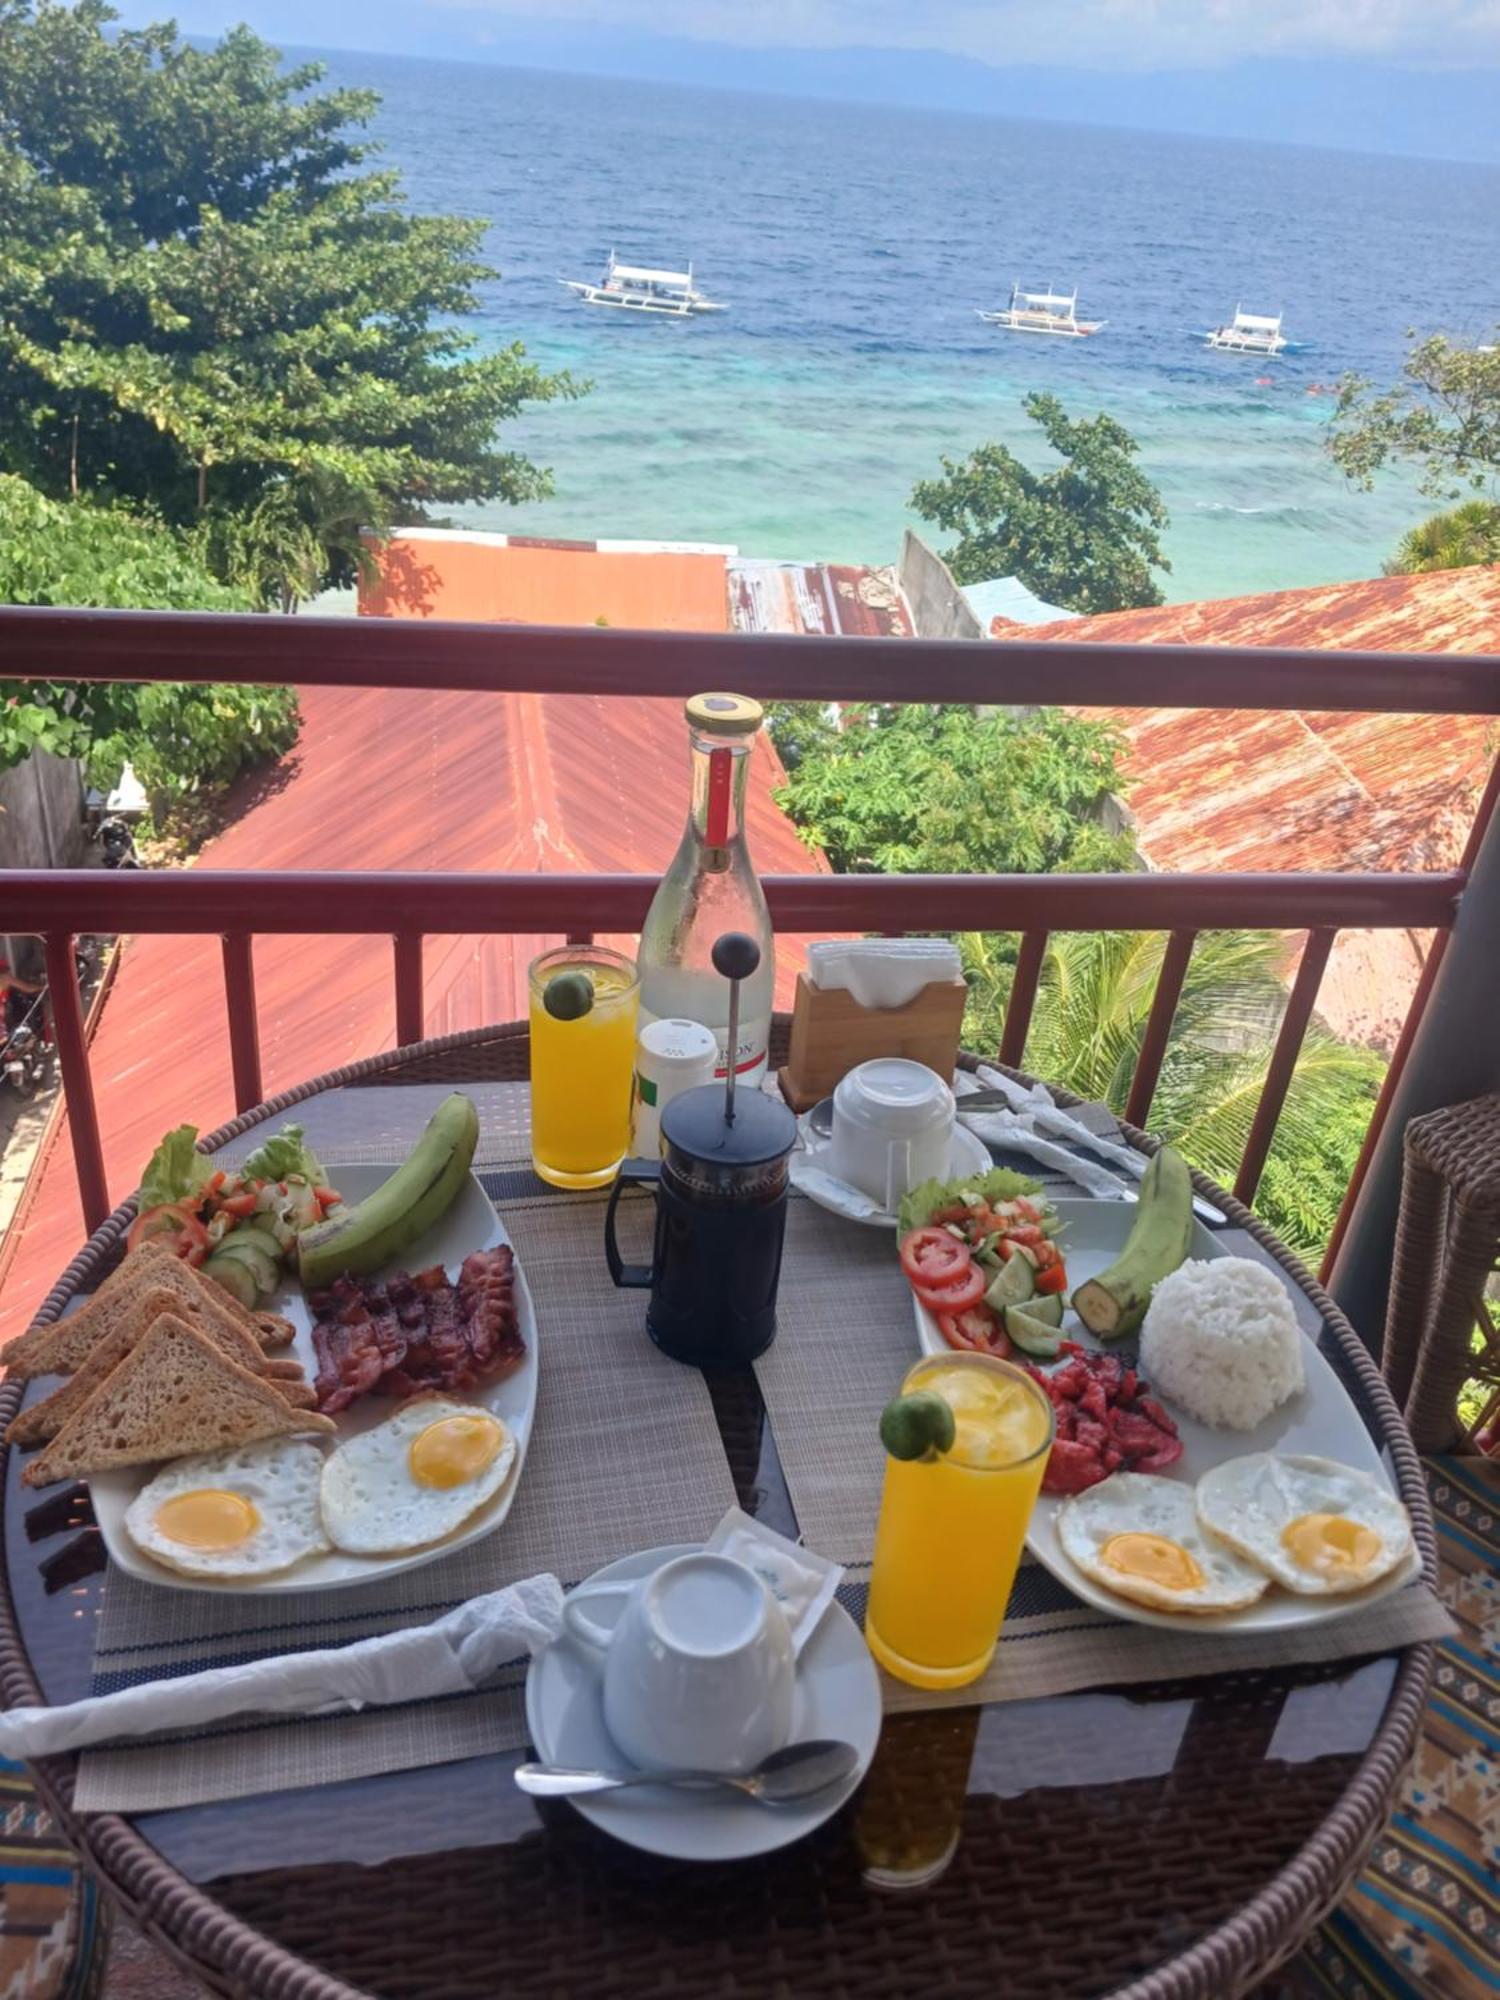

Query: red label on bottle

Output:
[705, 747, 732, 847]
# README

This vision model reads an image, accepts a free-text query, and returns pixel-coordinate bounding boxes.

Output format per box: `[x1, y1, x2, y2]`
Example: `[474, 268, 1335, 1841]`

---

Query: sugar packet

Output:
[705, 1506, 843, 1655]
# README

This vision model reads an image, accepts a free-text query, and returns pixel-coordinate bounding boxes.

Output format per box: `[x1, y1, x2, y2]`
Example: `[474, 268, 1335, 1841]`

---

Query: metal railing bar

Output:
[220, 933, 262, 1113]
[0, 869, 1465, 938]
[1124, 930, 1197, 1130]
[42, 933, 109, 1235]
[393, 934, 424, 1047]
[1233, 928, 1337, 1208]
[5, 605, 1500, 716]
[999, 931, 1048, 1069]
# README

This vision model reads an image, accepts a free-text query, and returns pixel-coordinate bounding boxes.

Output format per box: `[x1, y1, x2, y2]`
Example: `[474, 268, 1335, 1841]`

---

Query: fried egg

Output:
[1194, 1453, 1412, 1596]
[125, 1438, 330, 1579]
[320, 1398, 517, 1555]
[1058, 1471, 1270, 1615]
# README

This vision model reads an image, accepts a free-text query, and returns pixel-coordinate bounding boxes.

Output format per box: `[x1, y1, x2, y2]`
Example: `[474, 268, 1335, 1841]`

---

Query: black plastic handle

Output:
[604, 1158, 661, 1289]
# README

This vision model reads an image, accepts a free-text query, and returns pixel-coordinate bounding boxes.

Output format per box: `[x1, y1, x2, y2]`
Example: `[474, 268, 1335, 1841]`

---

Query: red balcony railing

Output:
[4, 604, 1498, 1293]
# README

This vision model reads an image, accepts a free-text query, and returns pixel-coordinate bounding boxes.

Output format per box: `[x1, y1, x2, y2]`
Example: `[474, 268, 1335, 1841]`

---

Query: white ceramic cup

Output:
[829, 1058, 956, 1209]
[561, 1552, 796, 1774]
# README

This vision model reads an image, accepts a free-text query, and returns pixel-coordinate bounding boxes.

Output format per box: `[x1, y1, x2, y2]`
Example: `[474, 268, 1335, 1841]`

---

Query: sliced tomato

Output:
[219, 1189, 259, 1217]
[899, 1227, 970, 1288]
[912, 1259, 987, 1314]
[937, 1304, 1013, 1358]
[1003, 1222, 1045, 1248]
[127, 1201, 211, 1266]
[314, 1185, 342, 1209]
[1014, 1196, 1042, 1224]
[1034, 1261, 1068, 1296]
[928, 1200, 977, 1226]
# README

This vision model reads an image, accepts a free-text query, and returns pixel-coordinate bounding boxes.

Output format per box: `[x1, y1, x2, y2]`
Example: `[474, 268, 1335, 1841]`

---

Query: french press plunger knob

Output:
[711, 931, 760, 1124]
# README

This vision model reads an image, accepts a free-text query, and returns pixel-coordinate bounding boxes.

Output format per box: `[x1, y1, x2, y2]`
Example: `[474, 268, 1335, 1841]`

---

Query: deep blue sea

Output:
[312, 50, 1500, 603]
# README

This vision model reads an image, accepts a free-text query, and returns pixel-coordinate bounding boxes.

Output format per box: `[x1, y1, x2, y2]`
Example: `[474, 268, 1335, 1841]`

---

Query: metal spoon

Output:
[514, 1737, 859, 1807]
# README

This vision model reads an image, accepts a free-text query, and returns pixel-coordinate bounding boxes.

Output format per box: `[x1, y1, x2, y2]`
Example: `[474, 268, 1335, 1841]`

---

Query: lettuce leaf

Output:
[896, 1167, 1042, 1239]
[240, 1123, 327, 1187]
[139, 1124, 213, 1210]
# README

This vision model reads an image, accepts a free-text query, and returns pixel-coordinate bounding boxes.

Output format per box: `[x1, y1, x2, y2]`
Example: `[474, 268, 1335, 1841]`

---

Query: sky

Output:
[148, 1, 1500, 160]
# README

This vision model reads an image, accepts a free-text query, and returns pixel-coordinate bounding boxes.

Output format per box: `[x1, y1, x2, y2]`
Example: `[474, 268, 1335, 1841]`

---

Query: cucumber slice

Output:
[1004, 1305, 1065, 1358]
[202, 1251, 260, 1309]
[234, 1222, 285, 1263]
[213, 1234, 281, 1296]
[984, 1254, 1036, 1312]
[1020, 1291, 1063, 1328]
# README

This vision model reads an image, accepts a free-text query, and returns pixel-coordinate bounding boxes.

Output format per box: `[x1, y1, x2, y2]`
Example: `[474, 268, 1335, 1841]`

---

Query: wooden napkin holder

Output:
[778, 972, 968, 1112]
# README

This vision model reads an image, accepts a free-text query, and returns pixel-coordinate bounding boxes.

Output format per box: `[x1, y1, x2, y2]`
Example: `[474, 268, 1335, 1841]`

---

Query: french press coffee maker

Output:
[604, 934, 798, 1367]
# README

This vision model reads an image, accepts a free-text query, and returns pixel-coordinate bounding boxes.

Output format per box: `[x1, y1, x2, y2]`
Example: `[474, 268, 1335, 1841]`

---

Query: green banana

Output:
[297, 1092, 480, 1291]
[1071, 1144, 1194, 1339]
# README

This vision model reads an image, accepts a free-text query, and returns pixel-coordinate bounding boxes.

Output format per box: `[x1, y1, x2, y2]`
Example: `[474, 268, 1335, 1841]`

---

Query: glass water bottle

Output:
[637, 693, 775, 1084]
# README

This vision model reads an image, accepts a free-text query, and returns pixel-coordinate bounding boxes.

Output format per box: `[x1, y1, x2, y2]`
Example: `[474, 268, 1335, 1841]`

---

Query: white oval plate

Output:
[912, 1200, 1420, 1634]
[525, 1543, 880, 1862]
[88, 1164, 538, 1593]
[791, 1122, 992, 1229]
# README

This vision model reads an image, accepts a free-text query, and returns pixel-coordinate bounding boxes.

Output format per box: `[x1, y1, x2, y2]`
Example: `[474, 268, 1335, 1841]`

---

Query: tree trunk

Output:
[197, 462, 207, 511]
[70, 414, 79, 499]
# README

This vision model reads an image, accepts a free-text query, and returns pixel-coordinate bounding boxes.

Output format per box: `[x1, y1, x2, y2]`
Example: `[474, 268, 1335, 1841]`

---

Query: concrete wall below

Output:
[0, 751, 85, 870]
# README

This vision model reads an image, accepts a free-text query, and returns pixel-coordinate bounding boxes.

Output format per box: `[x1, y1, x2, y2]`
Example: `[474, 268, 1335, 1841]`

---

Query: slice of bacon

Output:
[309, 1245, 524, 1416]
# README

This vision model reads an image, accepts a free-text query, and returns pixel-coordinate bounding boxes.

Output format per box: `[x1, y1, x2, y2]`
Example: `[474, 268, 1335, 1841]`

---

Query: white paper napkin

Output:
[0, 1573, 564, 1760]
[807, 940, 962, 1009]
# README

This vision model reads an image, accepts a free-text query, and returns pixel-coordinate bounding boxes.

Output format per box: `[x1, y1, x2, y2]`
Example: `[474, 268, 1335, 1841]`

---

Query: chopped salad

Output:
[128, 1122, 347, 1308]
[896, 1168, 1068, 1361]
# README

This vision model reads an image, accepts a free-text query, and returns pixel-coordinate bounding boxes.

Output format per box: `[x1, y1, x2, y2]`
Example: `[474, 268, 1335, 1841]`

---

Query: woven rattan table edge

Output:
[0, 1023, 1436, 2000]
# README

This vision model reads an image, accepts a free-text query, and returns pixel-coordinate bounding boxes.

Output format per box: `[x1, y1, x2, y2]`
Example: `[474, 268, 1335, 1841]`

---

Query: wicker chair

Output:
[1382, 1092, 1500, 1453]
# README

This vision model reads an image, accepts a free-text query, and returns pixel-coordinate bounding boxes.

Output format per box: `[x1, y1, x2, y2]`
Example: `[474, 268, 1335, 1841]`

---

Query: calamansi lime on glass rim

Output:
[865, 1353, 1054, 1689]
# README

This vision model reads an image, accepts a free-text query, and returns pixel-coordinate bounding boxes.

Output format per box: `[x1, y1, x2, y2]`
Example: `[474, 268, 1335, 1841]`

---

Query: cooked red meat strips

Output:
[1024, 1342, 1182, 1496]
[309, 1246, 522, 1415]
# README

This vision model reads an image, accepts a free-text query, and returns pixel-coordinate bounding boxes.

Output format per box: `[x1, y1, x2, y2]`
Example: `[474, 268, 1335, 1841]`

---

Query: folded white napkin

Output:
[0, 1573, 564, 1761]
[807, 940, 962, 1009]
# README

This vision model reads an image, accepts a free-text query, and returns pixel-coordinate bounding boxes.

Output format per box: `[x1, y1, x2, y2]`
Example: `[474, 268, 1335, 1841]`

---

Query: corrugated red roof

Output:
[0, 540, 829, 1340]
[1022, 565, 1500, 1050]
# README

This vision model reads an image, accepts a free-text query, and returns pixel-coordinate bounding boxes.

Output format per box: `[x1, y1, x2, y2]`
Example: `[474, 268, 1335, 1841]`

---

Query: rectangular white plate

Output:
[88, 1164, 537, 1594]
[913, 1200, 1419, 1634]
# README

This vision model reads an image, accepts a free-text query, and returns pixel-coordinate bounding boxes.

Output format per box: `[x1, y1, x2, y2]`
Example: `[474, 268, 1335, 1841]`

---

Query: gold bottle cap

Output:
[685, 692, 764, 737]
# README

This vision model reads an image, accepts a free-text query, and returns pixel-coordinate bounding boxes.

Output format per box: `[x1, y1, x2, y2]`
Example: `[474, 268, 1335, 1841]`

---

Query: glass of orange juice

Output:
[528, 945, 639, 1189]
[865, 1352, 1053, 1690]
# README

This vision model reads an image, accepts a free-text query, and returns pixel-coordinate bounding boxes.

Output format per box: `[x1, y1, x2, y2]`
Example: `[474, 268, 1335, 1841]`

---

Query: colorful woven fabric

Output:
[0, 1756, 108, 2000]
[1295, 1455, 1499, 1999]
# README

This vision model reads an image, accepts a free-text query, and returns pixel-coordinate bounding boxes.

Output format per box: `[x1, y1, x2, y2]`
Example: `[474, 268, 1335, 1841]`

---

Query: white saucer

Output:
[790, 1123, 992, 1229]
[524, 1543, 881, 1861]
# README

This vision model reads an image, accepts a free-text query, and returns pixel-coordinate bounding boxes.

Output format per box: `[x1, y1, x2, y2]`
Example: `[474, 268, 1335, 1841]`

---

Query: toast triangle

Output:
[24, 1313, 332, 1488]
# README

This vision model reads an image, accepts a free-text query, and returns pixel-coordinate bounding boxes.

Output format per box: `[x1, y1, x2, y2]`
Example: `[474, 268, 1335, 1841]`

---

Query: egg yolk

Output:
[1281, 1512, 1380, 1578]
[1101, 1532, 1206, 1593]
[155, 1489, 260, 1551]
[408, 1413, 504, 1489]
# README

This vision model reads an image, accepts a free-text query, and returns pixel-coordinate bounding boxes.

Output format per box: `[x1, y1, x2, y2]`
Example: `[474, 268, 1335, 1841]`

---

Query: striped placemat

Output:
[755, 1198, 1452, 1713]
[71, 1081, 1449, 1811]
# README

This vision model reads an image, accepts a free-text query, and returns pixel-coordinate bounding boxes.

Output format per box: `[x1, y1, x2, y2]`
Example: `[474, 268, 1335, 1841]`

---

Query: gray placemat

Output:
[755, 1199, 1452, 1712]
[75, 1168, 736, 1812]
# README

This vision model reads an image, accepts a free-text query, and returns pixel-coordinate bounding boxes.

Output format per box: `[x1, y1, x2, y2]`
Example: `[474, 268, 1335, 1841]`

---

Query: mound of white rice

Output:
[1139, 1258, 1304, 1431]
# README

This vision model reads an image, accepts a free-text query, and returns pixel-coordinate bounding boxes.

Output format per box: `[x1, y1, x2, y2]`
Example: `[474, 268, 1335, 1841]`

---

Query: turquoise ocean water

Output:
[316, 50, 1500, 604]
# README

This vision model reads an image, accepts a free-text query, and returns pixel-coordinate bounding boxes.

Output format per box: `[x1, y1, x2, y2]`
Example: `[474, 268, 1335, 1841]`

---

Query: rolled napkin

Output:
[0, 1572, 564, 1761]
[807, 940, 962, 1010]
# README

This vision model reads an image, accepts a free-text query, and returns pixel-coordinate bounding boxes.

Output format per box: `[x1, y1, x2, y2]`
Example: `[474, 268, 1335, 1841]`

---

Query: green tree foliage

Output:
[1329, 329, 1500, 499]
[963, 928, 1385, 1261]
[772, 704, 1133, 876]
[909, 392, 1170, 612]
[1385, 499, 1500, 575]
[0, 474, 298, 806]
[0, 1, 576, 607]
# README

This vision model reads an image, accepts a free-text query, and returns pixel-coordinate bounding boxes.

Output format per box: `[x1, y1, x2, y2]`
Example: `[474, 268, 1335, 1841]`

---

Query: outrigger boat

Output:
[1204, 307, 1288, 356]
[559, 251, 726, 316]
[978, 283, 1104, 338]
